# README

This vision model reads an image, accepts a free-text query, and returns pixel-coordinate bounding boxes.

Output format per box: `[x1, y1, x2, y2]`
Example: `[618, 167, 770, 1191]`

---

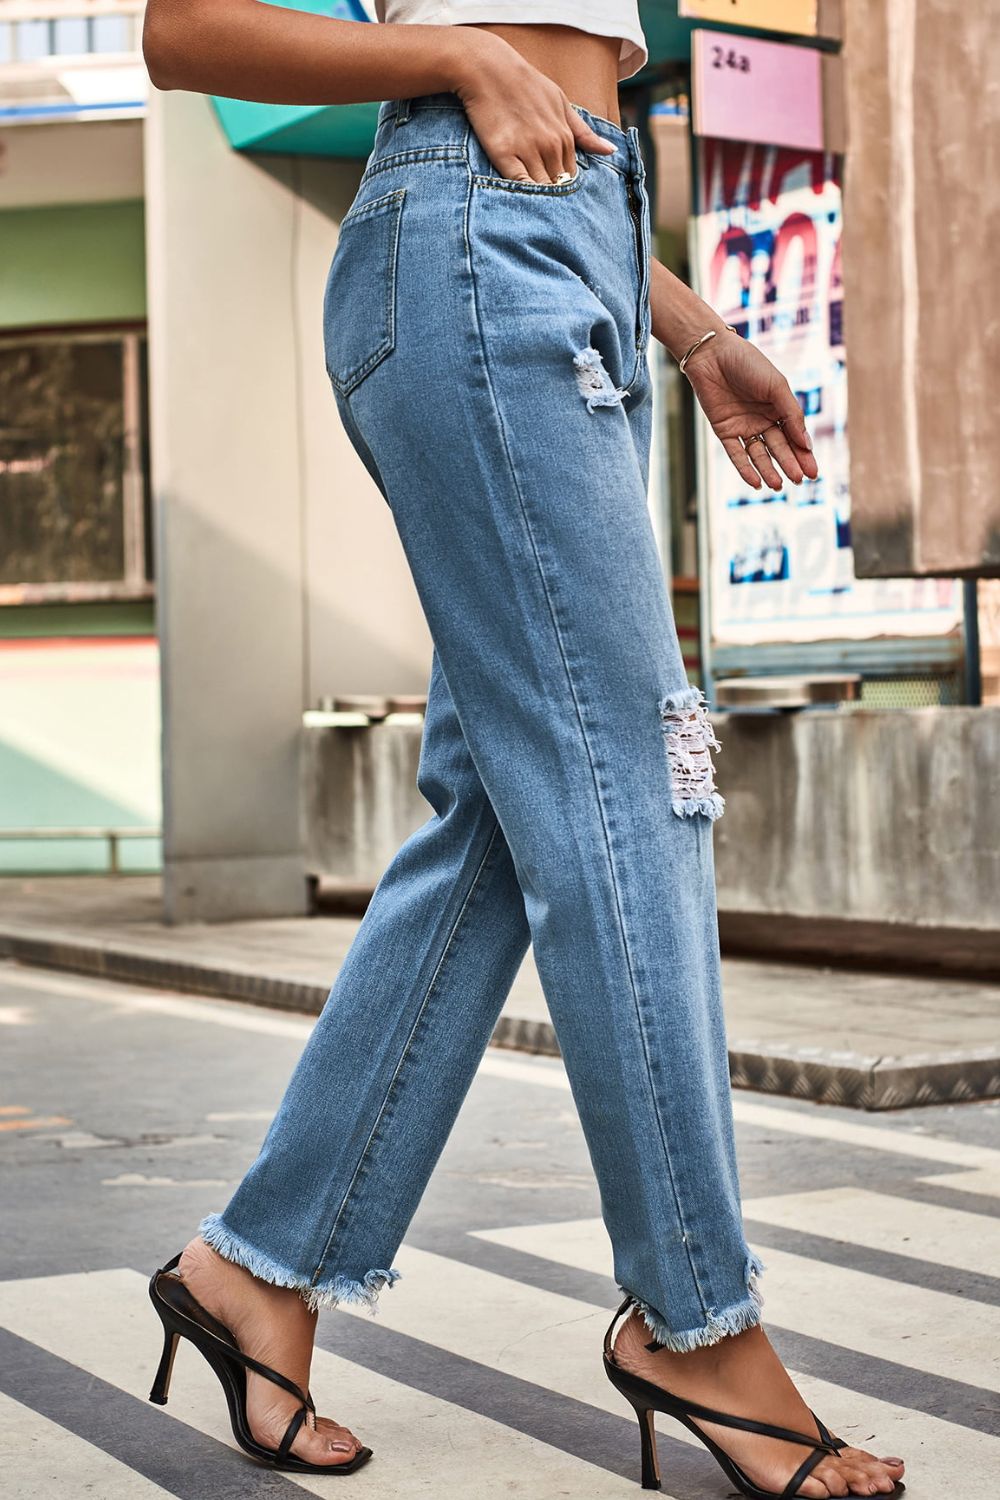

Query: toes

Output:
[813, 1461, 850, 1498]
[814, 1471, 849, 1498]
[294, 1413, 363, 1465]
[842, 1462, 896, 1496]
[860, 1451, 904, 1490]
[326, 1440, 360, 1461]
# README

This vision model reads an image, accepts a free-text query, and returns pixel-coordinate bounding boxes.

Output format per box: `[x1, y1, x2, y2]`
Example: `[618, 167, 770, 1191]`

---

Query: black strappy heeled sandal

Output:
[147, 1251, 373, 1475]
[603, 1295, 904, 1497]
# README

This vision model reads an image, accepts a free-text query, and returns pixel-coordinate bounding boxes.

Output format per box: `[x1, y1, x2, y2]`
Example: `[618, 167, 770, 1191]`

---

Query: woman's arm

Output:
[650, 256, 819, 492]
[141, 1, 617, 181]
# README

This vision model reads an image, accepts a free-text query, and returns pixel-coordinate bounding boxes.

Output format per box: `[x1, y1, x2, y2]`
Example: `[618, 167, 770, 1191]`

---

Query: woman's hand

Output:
[683, 331, 819, 491]
[451, 28, 617, 182]
[648, 258, 817, 491]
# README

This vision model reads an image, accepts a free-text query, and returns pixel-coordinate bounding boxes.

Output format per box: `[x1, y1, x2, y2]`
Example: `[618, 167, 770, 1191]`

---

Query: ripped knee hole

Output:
[659, 686, 725, 821]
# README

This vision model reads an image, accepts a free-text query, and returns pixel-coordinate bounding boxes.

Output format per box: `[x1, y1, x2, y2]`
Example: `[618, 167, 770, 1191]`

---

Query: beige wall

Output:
[289, 158, 434, 702]
[145, 90, 430, 920]
[842, 0, 1000, 578]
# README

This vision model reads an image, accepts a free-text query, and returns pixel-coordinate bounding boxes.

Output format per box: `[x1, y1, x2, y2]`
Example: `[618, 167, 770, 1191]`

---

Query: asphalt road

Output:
[1, 957, 997, 1497]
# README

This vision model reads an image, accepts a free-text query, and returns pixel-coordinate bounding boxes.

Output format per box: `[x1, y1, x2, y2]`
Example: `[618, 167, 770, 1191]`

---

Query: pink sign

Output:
[692, 29, 823, 152]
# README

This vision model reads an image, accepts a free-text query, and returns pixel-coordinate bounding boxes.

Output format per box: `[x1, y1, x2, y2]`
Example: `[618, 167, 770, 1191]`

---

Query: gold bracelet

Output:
[678, 325, 739, 375]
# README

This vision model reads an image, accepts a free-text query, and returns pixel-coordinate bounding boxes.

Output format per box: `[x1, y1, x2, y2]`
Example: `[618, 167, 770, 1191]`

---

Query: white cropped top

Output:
[370, 1, 649, 83]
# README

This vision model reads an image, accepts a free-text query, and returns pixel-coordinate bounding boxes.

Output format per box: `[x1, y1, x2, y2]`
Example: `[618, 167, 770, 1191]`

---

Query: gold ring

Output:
[743, 432, 769, 451]
[552, 171, 574, 184]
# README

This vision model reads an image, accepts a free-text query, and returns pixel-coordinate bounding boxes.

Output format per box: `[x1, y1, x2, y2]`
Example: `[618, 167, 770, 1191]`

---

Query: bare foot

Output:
[177, 1236, 364, 1467]
[613, 1310, 904, 1497]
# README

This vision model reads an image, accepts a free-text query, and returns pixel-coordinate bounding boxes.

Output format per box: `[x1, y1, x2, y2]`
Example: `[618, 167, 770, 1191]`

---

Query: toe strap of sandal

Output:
[276, 1404, 310, 1465]
[812, 1410, 845, 1451]
[782, 1445, 830, 1498]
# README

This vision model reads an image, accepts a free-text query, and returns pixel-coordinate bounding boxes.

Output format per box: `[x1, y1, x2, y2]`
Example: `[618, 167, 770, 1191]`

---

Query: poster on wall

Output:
[693, 139, 961, 647]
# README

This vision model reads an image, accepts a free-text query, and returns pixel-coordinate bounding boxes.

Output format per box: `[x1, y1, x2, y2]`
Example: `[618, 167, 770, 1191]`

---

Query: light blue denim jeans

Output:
[199, 92, 764, 1353]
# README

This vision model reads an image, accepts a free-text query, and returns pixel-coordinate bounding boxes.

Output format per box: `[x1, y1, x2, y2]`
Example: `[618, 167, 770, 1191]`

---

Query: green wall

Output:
[0, 602, 155, 639]
[0, 200, 146, 328]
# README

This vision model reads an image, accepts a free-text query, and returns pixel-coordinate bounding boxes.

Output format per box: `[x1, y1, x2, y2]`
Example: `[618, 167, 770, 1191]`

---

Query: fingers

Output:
[758, 423, 805, 485]
[741, 432, 785, 492]
[542, 133, 573, 184]
[496, 149, 554, 184]
[495, 103, 616, 184]
[722, 436, 764, 491]
[565, 104, 617, 158]
[772, 382, 820, 479]
[495, 133, 575, 184]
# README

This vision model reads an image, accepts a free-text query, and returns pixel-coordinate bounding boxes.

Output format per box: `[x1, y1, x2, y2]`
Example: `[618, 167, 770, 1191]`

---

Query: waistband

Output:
[374, 90, 645, 180]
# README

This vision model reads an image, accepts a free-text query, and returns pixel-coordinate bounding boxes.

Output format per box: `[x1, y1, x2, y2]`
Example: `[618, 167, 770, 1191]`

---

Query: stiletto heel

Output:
[148, 1251, 372, 1475]
[148, 1326, 179, 1406]
[603, 1296, 904, 1498]
[633, 1402, 661, 1490]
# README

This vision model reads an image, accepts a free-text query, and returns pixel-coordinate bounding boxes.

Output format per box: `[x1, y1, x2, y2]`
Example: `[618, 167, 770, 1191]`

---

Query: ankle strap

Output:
[154, 1253, 315, 1413]
[603, 1294, 635, 1363]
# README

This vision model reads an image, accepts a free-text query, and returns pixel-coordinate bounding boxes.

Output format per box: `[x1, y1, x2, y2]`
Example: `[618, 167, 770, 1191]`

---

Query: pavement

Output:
[1, 875, 999, 1111]
[0, 961, 997, 1497]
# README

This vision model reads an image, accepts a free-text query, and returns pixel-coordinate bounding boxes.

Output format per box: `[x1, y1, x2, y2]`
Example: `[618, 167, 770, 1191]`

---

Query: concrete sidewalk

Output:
[1, 875, 997, 1111]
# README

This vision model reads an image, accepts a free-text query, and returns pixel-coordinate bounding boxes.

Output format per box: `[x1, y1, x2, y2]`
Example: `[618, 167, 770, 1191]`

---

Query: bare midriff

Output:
[458, 22, 623, 125]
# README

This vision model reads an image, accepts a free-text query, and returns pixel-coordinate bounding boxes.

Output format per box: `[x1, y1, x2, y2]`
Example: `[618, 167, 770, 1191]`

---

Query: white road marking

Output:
[1, 964, 316, 1039]
[205, 1110, 275, 1122]
[0, 1246, 994, 1493]
[731, 1099, 1000, 1173]
[0, 1270, 639, 1499]
[349, 1242, 996, 1492]
[0, 1391, 175, 1499]
[100, 1173, 230, 1188]
[0, 1005, 33, 1026]
[915, 1167, 1000, 1199]
[743, 1187, 1000, 1279]
[471, 1217, 1000, 1391]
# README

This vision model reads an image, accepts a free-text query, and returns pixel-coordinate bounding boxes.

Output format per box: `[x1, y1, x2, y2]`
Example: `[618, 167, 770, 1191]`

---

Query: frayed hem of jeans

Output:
[198, 1212, 402, 1316]
[622, 1251, 766, 1354]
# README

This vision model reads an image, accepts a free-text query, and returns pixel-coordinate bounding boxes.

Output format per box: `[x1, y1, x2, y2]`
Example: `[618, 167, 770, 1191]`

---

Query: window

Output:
[0, 330, 152, 603]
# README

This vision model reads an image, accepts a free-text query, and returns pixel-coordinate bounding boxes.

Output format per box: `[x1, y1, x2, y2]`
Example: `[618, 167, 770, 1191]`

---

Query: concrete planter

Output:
[302, 707, 1000, 971]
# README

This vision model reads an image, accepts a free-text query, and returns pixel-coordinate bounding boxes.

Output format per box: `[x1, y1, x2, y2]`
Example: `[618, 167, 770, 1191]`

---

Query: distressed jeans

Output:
[199, 92, 764, 1352]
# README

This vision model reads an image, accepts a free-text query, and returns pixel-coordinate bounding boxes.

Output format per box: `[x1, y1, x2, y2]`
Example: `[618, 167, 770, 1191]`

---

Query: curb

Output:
[3, 928, 998, 1111]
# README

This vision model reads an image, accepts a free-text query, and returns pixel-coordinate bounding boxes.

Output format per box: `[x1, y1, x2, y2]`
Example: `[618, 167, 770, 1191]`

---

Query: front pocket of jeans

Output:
[323, 187, 406, 397]
[471, 161, 583, 195]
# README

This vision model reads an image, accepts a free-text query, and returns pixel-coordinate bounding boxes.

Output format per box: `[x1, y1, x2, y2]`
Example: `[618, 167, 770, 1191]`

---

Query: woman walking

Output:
[141, 5, 904, 1495]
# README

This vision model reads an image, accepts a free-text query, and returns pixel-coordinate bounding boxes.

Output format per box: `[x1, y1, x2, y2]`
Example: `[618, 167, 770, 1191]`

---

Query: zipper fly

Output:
[626, 174, 649, 375]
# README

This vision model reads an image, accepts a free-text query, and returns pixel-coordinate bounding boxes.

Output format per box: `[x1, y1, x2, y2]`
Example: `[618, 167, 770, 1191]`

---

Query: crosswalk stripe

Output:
[0, 1270, 638, 1499]
[470, 1216, 1000, 1391]
[0, 1390, 175, 1500]
[347, 1244, 997, 1491]
[730, 1099, 1000, 1172]
[0, 1255, 995, 1494]
[916, 1167, 1000, 1199]
[743, 1187, 1000, 1279]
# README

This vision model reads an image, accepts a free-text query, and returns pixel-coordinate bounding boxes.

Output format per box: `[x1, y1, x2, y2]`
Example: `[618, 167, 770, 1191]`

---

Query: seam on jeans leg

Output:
[463, 180, 710, 1319]
[309, 817, 503, 1288]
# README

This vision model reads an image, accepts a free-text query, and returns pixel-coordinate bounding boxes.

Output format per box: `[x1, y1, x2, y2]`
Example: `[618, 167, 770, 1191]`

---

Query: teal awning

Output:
[210, 3, 761, 159]
[209, 0, 380, 156]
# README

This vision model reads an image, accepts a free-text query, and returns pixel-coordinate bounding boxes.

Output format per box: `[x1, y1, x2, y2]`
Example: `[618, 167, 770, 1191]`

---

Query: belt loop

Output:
[394, 96, 412, 128]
